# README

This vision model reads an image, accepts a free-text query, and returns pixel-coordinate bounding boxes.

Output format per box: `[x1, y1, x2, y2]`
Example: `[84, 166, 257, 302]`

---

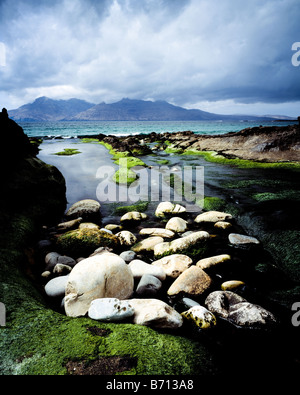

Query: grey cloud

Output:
[0, 0, 299, 112]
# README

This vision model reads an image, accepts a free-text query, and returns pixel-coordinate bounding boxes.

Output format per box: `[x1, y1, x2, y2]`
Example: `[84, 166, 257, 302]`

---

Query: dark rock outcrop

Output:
[81, 123, 300, 163]
[0, 108, 38, 160]
[142, 124, 300, 162]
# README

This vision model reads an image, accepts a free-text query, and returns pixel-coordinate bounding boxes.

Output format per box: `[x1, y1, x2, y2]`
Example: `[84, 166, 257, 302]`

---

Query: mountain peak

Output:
[34, 96, 50, 102]
[9, 97, 280, 122]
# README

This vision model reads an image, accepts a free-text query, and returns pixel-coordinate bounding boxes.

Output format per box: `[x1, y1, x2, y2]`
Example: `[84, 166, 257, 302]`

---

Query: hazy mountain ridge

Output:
[9, 97, 95, 121]
[8, 97, 293, 122]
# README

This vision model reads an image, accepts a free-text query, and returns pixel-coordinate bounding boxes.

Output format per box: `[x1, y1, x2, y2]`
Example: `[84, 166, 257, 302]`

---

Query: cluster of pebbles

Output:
[39, 199, 277, 331]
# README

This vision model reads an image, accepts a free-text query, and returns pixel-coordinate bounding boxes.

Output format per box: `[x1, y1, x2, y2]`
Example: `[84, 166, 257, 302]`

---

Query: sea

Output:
[19, 119, 296, 139]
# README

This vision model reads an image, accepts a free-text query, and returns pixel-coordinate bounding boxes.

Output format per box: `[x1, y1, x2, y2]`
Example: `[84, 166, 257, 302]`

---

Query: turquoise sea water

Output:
[20, 119, 296, 138]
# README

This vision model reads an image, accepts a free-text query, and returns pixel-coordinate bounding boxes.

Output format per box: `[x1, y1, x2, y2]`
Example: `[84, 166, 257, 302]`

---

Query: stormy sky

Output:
[0, 0, 299, 116]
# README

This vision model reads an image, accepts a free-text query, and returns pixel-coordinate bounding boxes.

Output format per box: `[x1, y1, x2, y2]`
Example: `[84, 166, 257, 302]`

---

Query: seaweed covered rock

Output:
[181, 305, 217, 329]
[56, 228, 119, 257]
[153, 231, 210, 259]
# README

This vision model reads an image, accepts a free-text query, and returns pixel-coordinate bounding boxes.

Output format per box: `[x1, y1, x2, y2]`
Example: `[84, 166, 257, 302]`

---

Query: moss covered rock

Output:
[56, 228, 119, 257]
[154, 231, 210, 260]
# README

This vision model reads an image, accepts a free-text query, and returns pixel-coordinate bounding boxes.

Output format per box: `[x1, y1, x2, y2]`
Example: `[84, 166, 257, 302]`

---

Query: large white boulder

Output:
[64, 253, 134, 317]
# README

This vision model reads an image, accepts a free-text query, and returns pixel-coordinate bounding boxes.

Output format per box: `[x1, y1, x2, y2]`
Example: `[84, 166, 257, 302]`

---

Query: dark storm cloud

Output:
[0, 0, 299, 115]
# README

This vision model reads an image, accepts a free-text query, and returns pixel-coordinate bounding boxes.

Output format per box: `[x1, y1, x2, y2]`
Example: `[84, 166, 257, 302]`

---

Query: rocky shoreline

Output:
[40, 198, 278, 331]
[75, 122, 300, 164]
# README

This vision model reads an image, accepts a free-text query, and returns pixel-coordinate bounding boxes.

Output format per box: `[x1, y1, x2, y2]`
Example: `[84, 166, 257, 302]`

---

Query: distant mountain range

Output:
[8, 96, 294, 122]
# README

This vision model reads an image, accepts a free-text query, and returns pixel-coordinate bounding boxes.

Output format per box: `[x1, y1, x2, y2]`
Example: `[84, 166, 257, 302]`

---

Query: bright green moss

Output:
[114, 202, 149, 215]
[99, 141, 131, 159]
[221, 178, 292, 189]
[165, 146, 184, 154]
[183, 149, 300, 170]
[252, 190, 300, 202]
[80, 138, 100, 143]
[113, 168, 138, 185]
[1, 310, 215, 375]
[114, 157, 145, 168]
[99, 144, 147, 185]
[197, 196, 226, 211]
[54, 148, 81, 156]
[156, 159, 170, 165]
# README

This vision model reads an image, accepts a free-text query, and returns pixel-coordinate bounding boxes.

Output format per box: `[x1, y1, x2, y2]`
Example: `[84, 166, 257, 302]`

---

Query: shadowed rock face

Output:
[0, 108, 38, 160]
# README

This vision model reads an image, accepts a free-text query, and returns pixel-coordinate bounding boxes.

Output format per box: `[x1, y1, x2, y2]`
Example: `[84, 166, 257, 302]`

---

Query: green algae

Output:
[113, 202, 149, 215]
[1, 309, 215, 375]
[221, 178, 293, 189]
[197, 197, 226, 211]
[113, 168, 138, 185]
[80, 138, 100, 143]
[165, 145, 184, 154]
[155, 159, 170, 165]
[154, 240, 209, 261]
[114, 157, 145, 168]
[182, 149, 300, 170]
[252, 190, 300, 202]
[54, 148, 81, 156]
[99, 142, 147, 185]
[113, 157, 146, 184]
[99, 141, 131, 159]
